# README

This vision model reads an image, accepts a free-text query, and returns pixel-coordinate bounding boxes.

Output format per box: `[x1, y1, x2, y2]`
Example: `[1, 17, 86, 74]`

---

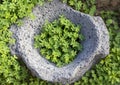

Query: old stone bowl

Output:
[10, 0, 109, 84]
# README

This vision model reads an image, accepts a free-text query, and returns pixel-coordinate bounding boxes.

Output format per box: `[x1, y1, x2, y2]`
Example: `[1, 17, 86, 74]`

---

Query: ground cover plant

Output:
[61, 0, 96, 15]
[0, 0, 120, 85]
[34, 15, 83, 67]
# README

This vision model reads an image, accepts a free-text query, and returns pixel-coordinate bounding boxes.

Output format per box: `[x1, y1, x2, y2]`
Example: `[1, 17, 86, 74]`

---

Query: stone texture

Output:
[10, 0, 109, 84]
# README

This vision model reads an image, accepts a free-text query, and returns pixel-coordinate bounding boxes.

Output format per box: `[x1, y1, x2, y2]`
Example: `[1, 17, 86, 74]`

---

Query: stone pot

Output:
[10, 0, 109, 84]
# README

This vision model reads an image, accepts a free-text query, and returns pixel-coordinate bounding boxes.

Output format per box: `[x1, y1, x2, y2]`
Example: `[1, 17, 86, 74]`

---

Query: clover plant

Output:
[34, 15, 84, 67]
[0, 0, 120, 84]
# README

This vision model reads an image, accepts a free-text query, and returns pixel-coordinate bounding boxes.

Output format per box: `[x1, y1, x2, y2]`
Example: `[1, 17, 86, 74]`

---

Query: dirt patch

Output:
[96, 0, 120, 11]
[0, 0, 3, 4]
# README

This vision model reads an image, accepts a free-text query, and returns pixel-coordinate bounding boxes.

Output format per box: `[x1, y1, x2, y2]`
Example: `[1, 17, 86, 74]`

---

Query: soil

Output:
[96, 0, 120, 11]
[0, 0, 3, 3]
[96, 0, 120, 27]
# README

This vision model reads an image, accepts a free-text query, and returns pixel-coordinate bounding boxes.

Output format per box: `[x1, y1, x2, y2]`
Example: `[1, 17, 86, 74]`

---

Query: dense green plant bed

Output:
[0, 0, 120, 85]
[34, 15, 83, 67]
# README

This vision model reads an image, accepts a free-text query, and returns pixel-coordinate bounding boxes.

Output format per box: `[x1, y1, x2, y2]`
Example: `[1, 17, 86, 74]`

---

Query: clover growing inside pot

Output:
[34, 15, 84, 67]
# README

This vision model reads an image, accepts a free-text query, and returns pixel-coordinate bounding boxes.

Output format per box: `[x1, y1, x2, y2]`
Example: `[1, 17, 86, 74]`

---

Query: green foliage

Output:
[61, 0, 96, 15]
[0, 0, 120, 85]
[34, 15, 83, 67]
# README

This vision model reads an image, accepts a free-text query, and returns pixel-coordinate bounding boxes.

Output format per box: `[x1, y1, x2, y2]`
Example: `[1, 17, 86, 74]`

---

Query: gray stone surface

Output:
[10, 0, 110, 84]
